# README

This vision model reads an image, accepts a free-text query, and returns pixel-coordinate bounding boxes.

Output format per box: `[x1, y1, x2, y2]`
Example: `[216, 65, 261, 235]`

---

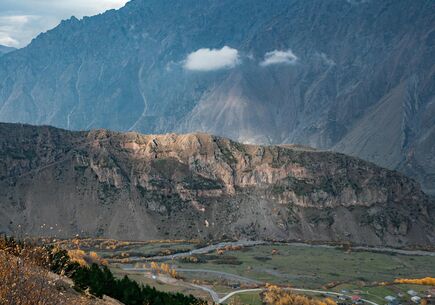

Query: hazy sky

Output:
[0, 0, 129, 48]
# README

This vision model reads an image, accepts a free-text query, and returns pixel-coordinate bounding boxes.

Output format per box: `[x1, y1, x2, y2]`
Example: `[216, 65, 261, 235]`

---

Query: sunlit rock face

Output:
[0, 123, 433, 247]
[0, 0, 434, 194]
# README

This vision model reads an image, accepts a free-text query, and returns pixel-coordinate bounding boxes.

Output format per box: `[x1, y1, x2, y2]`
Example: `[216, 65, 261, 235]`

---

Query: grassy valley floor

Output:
[57, 239, 434, 304]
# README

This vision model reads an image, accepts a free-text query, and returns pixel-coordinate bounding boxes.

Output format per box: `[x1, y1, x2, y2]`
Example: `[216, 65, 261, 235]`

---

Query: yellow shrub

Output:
[394, 277, 435, 286]
[264, 285, 337, 305]
[68, 249, 87, 267]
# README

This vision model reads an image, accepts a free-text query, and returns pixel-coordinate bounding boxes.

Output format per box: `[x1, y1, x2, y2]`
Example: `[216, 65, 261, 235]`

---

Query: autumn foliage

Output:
[394, 277, 435, 286]
[0, 236, 206, 305]
[263, 285, 338, 305]
[150, 261, 179, 278]
[68, 249, 108, 267]
[0, 238, 96, 305]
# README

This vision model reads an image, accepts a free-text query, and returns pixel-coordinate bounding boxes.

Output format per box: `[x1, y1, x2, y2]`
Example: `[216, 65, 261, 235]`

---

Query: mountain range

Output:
[0, 0, 434, 194]
[0, 45, 15, 56]
[0, 123, 433, 247]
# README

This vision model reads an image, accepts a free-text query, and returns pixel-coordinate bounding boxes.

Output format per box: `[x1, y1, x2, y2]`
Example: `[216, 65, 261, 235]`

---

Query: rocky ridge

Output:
[0, 123, 433, 247]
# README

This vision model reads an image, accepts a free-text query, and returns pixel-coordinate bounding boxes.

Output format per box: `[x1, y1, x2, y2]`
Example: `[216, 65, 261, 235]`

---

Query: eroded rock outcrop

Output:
[0, 123, 433, 247]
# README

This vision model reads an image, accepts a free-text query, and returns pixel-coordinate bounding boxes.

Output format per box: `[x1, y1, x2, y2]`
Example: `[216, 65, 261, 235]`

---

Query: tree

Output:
[263, 285, 337, 305]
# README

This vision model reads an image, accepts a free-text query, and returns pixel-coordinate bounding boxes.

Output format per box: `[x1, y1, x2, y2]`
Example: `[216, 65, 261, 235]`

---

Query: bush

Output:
[254, 256, 272, 262]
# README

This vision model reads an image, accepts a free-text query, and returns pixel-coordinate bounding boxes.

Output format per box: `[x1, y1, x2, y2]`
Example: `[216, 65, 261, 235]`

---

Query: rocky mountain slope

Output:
[0, 0, 433, 194]
[0, 0, 435, 192]
[0, 123, 433, 247]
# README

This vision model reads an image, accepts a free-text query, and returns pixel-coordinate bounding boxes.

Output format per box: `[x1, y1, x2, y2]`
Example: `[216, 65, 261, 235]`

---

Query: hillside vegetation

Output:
[0, 236, 206, 305]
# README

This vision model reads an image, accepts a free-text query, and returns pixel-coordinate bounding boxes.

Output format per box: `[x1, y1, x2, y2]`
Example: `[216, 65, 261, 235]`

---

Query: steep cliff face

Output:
[0, 123, 433, 247]
[0, 0, 433, 194]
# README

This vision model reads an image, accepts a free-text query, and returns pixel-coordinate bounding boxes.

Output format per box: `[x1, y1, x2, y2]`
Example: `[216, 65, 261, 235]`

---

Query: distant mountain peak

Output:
[0, 45, 16, 55]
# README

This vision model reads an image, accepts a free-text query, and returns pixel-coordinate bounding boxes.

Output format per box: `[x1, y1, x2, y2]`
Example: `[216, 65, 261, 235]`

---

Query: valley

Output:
[54, 238, 435, 304]
[1, 123, 433, 303]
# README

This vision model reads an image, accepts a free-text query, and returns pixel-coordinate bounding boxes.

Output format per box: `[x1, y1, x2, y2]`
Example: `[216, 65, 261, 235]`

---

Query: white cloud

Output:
[184, 46, 240, 72]
[0, 36, 18, 47]
[0, 0, 130, 47]
[0, 15, 39, 47]
[260, 49, 298, 67]
[32, 0, 130, 16]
